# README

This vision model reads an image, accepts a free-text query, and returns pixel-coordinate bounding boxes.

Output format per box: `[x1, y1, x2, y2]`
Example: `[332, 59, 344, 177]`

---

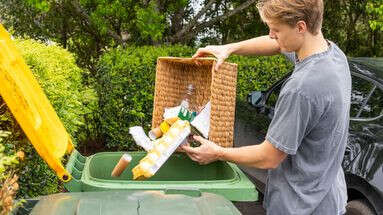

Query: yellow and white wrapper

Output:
[132, 119, 191, 180]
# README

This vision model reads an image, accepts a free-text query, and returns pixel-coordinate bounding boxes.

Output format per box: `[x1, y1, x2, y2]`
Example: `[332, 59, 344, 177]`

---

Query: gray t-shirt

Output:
[263, 41, 351, 215]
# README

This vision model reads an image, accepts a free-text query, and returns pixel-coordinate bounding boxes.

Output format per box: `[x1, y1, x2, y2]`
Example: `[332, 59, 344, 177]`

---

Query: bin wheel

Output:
[346, 199, 376, 215]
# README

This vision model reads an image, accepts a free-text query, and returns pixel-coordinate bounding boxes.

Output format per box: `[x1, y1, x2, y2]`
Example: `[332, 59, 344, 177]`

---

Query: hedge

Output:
[0, 39, 96, 199]
[97, 45, 293, 150]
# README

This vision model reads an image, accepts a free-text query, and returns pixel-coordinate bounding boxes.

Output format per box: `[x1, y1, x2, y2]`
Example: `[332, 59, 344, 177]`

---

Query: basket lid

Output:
[0, 24, 74, 182]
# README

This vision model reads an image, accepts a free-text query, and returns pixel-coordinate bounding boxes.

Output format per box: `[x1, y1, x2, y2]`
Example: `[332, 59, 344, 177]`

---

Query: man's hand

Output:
[181, 137, 287, 169]
[180, 135, 224, 165]
[192, 45, 231, 71]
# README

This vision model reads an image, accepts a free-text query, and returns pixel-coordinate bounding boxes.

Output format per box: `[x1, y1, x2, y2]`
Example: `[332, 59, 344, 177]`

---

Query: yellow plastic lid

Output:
[0, 24, 74, 182]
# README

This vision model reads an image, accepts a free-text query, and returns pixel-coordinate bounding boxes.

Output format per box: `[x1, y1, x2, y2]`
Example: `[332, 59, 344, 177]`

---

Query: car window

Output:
[351, 75, 375, 118]
[358, 85, 383, 118]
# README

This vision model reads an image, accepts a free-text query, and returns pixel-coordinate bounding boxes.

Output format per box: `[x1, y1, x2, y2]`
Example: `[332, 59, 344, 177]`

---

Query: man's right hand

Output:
[192, 45, 231, 71]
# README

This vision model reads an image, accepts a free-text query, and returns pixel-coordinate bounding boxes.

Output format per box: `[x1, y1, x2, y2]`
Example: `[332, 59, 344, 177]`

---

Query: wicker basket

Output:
[152, 57, 238, 147]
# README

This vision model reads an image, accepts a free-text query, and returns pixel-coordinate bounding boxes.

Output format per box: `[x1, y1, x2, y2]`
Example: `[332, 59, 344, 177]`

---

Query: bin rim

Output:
[82, 151, 242, 185]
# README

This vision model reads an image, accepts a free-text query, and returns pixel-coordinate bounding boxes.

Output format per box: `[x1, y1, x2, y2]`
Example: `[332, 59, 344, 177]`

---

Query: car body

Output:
[234, 57, 383, 215]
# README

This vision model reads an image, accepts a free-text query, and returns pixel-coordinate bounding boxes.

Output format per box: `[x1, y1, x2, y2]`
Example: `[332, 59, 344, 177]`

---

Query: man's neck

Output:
[296, 32, 328, 62]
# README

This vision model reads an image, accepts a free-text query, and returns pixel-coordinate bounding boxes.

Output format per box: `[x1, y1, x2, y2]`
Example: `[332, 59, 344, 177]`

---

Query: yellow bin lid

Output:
[0, 24, 74, 182]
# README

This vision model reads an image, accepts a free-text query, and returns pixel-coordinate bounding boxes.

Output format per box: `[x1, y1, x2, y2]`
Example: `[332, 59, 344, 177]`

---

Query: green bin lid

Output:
[12, 190, 242, 215]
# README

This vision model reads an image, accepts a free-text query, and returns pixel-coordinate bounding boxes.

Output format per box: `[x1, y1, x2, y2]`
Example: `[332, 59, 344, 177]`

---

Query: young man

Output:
[181, 0, 351, 214]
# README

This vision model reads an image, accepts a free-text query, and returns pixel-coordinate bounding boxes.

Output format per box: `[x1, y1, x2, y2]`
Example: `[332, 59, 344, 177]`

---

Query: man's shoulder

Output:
[288, 50, 348, 94]
[281, 68, 323, 98]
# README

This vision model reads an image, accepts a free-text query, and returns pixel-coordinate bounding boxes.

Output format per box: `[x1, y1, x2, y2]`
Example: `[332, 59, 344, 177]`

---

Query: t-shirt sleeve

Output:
[281, 51, 296, 63]
[266, 91, 313, 155]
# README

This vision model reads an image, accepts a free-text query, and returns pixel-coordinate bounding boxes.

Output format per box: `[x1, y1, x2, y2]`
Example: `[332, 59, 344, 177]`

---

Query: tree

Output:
[0, 0, 261, 68]
[323, 0, 382, 57]
[366, 0, 383, 31]
[165, 0, 258, 44]
[1, 0, 381, 71]
[0, 0, 165, 70]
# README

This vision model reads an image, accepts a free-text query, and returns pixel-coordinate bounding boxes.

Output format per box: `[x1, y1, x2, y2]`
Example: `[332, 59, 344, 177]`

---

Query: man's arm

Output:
[226, 35, 281, 56]
[220, 139, 287, 169]
[181, 136, 287, 169]
[192, 35, 280, 71]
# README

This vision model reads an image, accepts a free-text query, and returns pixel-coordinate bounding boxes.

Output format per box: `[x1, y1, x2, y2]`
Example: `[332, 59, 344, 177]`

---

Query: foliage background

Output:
[0, 39, 96, 200]
[0, 0, 381, 71]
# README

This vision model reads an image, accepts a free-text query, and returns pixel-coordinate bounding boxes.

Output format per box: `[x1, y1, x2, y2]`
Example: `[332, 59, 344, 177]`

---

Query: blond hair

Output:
[256, 0, 324, 35]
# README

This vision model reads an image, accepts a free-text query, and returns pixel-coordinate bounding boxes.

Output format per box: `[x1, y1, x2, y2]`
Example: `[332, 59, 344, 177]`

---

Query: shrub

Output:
[97, 45, 293, 150]
[229, 55, 293, 99]
[96, 45, 195, 150]
[14, 39, 97, 141]
[0, 39, 96, 199]
[0, 120, 22, 214]
[230, 54, 293, 133]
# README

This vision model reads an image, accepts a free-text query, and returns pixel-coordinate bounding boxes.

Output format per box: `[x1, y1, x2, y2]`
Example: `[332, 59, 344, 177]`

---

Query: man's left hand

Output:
[180, 135, 224, 165]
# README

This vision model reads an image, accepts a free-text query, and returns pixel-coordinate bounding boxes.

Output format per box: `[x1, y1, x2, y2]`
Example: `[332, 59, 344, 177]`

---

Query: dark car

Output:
[234, 57, 383, 215]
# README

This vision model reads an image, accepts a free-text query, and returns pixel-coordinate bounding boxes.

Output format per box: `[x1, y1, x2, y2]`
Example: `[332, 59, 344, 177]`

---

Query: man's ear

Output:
[296, 20, 307, 34]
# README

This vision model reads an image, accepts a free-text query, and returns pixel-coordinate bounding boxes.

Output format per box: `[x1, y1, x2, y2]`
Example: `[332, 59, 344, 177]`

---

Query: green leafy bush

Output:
[0, 129, 19, 180]
[96, 45, 194, 150]
[230, 54, 293, 132]
[97, 45, 293, 150]
[14, 39, 97, 141]
[229, 54, 293, 99]
[0, 39, 96, 198]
